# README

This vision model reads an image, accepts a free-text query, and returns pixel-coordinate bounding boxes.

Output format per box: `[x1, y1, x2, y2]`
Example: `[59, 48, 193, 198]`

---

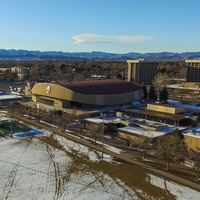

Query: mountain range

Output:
[0, 49, 200, 60]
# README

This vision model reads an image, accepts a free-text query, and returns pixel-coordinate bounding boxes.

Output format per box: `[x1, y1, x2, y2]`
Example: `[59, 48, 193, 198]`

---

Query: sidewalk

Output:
[13, 113, 200, 192]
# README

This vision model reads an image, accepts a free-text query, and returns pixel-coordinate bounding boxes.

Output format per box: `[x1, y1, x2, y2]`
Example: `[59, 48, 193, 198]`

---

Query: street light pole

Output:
[100, 113, 106, 158]
[9, 102, 13, 138]
[10, 112, 13, 138]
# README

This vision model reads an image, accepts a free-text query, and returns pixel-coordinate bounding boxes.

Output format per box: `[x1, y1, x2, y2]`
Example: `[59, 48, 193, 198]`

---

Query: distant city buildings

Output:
[127, 59, 159, 85]
[185, 59, 200, 83]
[127, 59, 200, 85]
[0, 66, 30, 81]
[11, 66, 29, 81]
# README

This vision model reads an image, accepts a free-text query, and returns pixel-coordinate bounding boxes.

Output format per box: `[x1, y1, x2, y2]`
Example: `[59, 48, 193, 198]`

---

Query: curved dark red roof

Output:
[56, 79, 142, 95]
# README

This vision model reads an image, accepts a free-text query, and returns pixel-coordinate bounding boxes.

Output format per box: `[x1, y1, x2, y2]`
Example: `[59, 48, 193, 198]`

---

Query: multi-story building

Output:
[183, 127, 200, 152]
[185, 60, 200, 83]
[147, 103, 184, 114]
[11, 66, 29, 81]
[127, 59, 159, 85]
[122, 104, 189, 127]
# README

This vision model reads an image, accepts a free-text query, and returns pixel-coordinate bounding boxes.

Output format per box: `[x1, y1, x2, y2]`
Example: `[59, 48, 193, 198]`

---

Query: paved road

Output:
[12, 113, 200, 192]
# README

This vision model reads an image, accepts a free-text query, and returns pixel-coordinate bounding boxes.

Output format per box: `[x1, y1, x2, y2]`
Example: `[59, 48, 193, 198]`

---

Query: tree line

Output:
[0, 60, 186, 82]
[0, 60, 127, 82]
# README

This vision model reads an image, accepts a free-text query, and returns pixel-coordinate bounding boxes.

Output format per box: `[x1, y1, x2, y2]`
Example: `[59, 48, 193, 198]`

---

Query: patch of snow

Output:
[147, 174, 200, 200]
[0, 134, 136, 200]
[168, 100, 200, 110]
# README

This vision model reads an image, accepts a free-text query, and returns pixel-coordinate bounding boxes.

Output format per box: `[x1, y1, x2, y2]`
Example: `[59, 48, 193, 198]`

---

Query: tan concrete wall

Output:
[184, 134, 200, 152]
[185, 60, 200, 64]
[32, 83, 143, 106]
[127, 62, 133, 82]
[118, 131, 143, 145]
[32, 95, 37, 102]
[54, 100, 63, 110]
[147, 104, 184, 114]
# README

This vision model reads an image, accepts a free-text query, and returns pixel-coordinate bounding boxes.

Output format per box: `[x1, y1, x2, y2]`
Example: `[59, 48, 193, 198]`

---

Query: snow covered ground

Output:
[0, 130, 200, 200]
[168, 100, 200, 110]
[0, 132, 136, 200]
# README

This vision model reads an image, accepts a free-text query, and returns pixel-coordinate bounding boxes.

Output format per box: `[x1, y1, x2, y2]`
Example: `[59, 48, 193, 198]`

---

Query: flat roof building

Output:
[183, 127, 200, 152]
[127, 59, 159, 85]
[185, 60, 200, 83]
[117, 125, 175, 146]
[0, 94, 23, 106]
[122, 103, 189, 127]
[147, 103, 184, 114]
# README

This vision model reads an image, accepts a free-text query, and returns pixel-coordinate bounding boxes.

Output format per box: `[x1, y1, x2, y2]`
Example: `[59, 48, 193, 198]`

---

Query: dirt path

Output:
[12, 114, 200, 192]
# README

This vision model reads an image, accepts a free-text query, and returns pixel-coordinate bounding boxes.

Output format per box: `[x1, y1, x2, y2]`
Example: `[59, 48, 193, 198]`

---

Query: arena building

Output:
[31, 79, 143, 110]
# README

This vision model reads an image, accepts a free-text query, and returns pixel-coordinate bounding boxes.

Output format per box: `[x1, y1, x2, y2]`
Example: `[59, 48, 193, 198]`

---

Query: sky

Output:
[0, 0, 200, 54]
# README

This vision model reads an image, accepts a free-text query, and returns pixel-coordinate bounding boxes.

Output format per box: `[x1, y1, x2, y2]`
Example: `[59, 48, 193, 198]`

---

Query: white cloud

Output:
[73, 34, 154, 44]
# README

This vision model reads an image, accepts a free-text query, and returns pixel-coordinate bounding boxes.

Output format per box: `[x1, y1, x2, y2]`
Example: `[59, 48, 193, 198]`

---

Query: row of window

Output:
[37, 98, 54, 106]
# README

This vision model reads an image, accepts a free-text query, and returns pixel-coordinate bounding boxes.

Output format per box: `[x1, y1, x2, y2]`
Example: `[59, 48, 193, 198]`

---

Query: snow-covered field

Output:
[0, 130, 200, 200]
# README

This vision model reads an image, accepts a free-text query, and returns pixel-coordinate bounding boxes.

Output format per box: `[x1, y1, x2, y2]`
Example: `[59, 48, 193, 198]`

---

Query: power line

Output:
[0, 159, 133, 200]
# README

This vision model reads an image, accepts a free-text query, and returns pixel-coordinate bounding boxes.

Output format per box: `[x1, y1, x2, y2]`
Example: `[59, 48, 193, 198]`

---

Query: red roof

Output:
[56, 79, 142, 95]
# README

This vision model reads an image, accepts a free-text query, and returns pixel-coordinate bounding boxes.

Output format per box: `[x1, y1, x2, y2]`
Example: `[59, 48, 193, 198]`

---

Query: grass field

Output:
[0, 120, 31, 134]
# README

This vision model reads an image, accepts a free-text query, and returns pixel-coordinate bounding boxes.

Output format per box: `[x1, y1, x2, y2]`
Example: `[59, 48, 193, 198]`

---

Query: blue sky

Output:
[0, 0, 200, 53]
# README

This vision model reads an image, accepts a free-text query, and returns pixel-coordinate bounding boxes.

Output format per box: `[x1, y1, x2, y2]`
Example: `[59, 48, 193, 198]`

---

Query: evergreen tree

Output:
[148, 85, 157, 100]
[117, 72, 122, 79]
[142, 84, 148, 99]
[160, 86, 169, 103]
[171, 127, 184, 139]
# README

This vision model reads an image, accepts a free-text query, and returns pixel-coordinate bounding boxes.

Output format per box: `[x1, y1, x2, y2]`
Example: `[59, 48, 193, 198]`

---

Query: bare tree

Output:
[29, 66, 40, 80]
[90, 123, 102, 144]
[48, 110, 55, 124]
[129, 133, 153, 161]
[156, 133, 188, 170]
[68, 108, 78, 123]
[73, 74, 85, 81]
[60, 113, 70, 131]
[153, 73, 169, 101]
[189, 147, 200, 181]
[78, 113, 90, 132]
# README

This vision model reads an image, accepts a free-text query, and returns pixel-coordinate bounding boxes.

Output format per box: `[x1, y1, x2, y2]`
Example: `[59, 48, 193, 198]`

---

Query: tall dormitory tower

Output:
[127, 59, 159, 85]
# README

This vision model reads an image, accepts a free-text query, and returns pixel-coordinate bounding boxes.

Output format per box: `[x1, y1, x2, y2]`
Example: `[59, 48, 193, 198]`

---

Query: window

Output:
[37, 98, 54, 106]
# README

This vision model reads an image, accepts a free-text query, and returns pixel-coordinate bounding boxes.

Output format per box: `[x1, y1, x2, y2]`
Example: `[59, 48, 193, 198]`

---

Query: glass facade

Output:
[37, 97, 54, 106]
[127, 60, 159, 85]
[186, 60, 200, 83]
